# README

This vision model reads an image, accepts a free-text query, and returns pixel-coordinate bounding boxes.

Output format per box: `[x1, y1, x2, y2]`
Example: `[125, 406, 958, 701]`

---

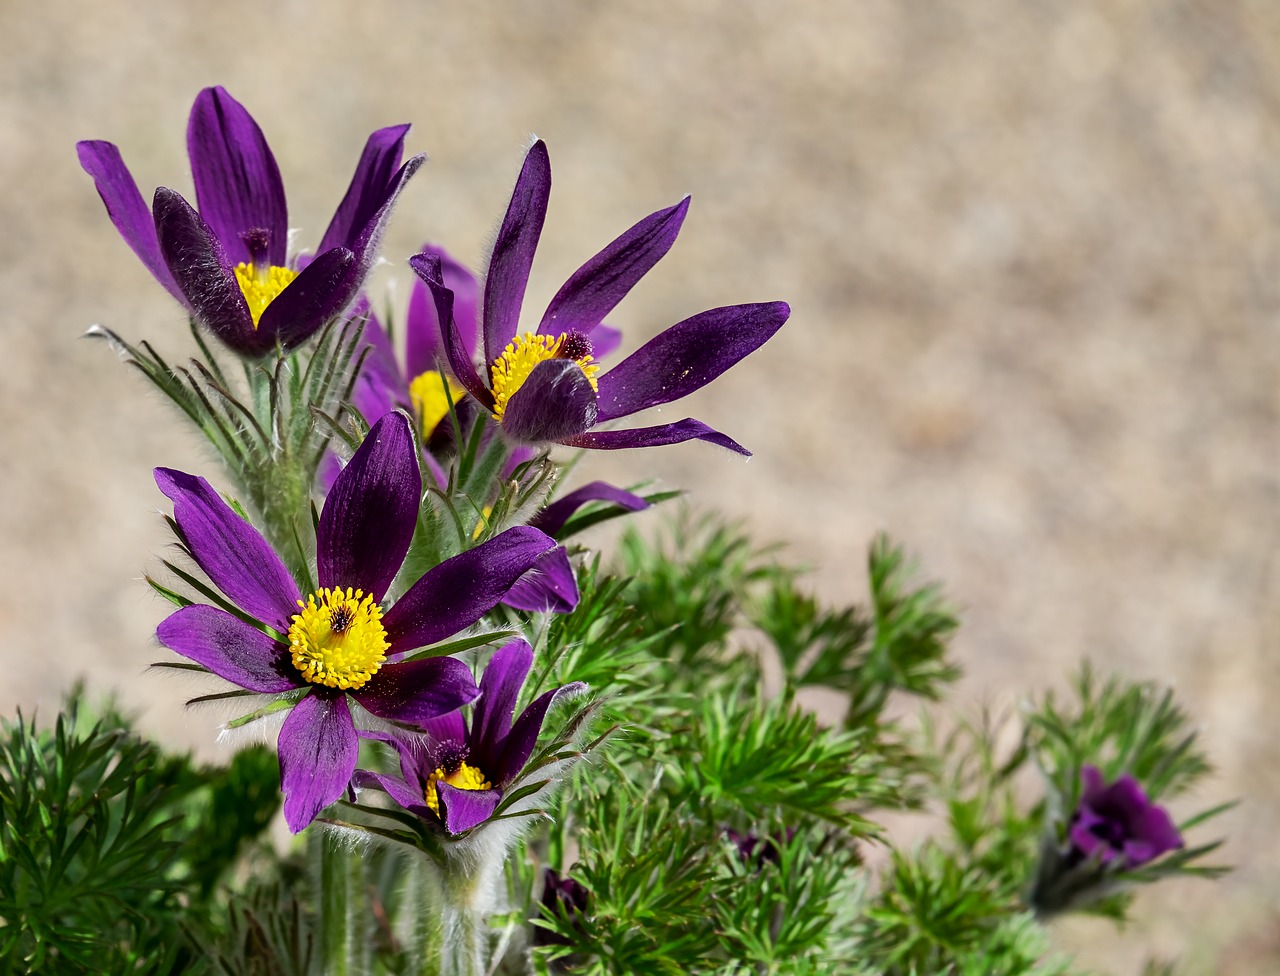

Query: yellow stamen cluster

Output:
[408, 369, 467, 438]
[489, 332, 599, 423]
[234, 262, 298, 326]
[288, 587, 389, 690]
[424, 762, 493, 816]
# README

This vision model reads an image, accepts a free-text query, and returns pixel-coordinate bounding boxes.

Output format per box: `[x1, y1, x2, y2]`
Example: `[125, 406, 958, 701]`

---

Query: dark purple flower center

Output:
[556, 330, 593, 362]
[435, 741, 470, 775]
[242, 227, 272, 273]
[328, 605, 353, 634]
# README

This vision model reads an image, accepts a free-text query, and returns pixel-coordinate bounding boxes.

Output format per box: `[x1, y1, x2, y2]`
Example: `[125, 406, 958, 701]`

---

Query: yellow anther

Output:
[288, 587, 389, 690]
[424, 761, 493, 816]
[234, 262, 298, 327]
[489, 332, 599, 423]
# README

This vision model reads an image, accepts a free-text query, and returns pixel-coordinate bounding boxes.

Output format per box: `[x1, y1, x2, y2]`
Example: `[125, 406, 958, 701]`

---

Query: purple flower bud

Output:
[1067, 765, 1183, 869]
[534, 867, 591, 949]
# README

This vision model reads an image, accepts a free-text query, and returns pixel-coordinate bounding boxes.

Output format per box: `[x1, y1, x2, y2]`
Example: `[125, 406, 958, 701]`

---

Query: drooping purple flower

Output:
[534, 867, 592, 949]
[78, 86, 423, 357]
[1067, 766, 1183, 869]
[408, 141, 790, 455]
[356, 639, 584, 835]
[153, 412, 556, 832]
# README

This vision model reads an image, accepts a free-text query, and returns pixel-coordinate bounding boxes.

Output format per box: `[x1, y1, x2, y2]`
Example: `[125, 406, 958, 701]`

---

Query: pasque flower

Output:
[409, 140, 790, 454]
[78, 86, 423, 356]
[154, 412, 556, 831]
[1067, 765, 1183, 869]
[356, 639, 583, 835]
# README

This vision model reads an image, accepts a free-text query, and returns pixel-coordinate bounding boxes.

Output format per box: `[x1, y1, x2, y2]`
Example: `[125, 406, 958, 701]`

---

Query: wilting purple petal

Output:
[156, 605, 300, 693]
[561, 418, 750, 455]
[406, 246, 480, 377]
[492, 681, 586, 787]
[187, 86, 287, 267]
[155, 467, 301, 631]
[539, 197, 688, 335]
[482, 140, 551, 362]
[353, 655, 480, 725]
[502, 547, 579, 614]
[382, 526, 556, 651]
[279, 691, 359, 832]
[595, 302, 789, 422]
[317, 412, 420, 601]
[436, 782, 501, 834]
[410, 251, 493, 409]
[469, 640, 533, 772]
[348, 153, 425, 279]
[530, 481, 650, 536]
[318, 124, 409, 255]
[258, 246, 358, 351]
[153, 187, 262, 354]
[501, 359, 599, 443]
[76, 140, 186, 305]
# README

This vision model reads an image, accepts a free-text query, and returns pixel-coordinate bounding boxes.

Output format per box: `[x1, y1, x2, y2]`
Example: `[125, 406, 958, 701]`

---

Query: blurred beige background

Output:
[0, 0, 1275, 971]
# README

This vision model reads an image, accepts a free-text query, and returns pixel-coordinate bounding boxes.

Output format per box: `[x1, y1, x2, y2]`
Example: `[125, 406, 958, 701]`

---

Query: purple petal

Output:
[530, 481, 650, 537]
[153, 187, 263, 355]
[279, 691, 358, 832]
[350, 309, 408, 426]
[382, 526, 556, 651]
[257, 247, 358, 351]
[436, 782, 501, 834]
[469, 640, 533, 773]
[76, 140, 186, 305]
[348, 153, 426, 280]
[501, 359, 599, 443]
[156, 605, 300, 693]
[502, 547, 580, 614]
[358, 728, 436, 791]
[317, 412, 420, 600]
[492, 681, 587, 786]
[1134, 804, 1183, 859]
[482, 141, 551, 363]
[539, 198, 688, 335]
[318, 124, 409, 255]
[187, 86, 287, 267]
[415, 710, 469, 753]
[355, 768, 432, 817]
[410, 251, 493, 409]
[352, 655, 480, 725]
[560, 418, 750, 455]
[407, 246, 480, 378]
[155, 467, 301, 631]
[1080, 765, 1107, 805]
[595, 301, 789, 422]
[591, 323, 622, 359]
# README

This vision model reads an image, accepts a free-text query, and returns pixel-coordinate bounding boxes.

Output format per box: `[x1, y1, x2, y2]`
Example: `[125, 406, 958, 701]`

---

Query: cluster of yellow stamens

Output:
[233, 262, 298, 327]
[408, 369, 467, 438]
[287, 587, 389, 690]
[489, 332, 599, 423]
[424, 762, 493, 816]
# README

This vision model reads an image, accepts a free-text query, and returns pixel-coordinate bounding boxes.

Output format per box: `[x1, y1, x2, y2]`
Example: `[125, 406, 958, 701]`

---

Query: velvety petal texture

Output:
[317, 412, 420, 600]
[562, 418, 750, 456]
[437, 784, 502, 835]
[529, 481, 650, 537]
[501, 547, 580, 614]
[410, 251, 493, 409]
[255, 246, 358, 350]
[318, 124, 410, 255]
[382, 526, 556, 650]
[483, 140, 551, 362]
[353, 656, 480, 725]
[156, 605, 300, 693]
[407, 245, 479, 376]
[154, 467, 300, 631]
[278, 692, 359, 833]
[501, 359, 599, 443]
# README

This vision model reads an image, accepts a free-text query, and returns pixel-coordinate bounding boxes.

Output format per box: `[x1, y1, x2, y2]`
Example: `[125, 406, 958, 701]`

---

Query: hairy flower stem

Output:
[411, 852, 498, 976]
[317, 834, 371, 975]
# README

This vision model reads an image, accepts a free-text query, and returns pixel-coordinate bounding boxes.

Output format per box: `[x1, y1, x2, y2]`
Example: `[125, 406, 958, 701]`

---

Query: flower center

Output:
[408, 370, 467, 438]
[489, 331, 599, 423]
[424, 761, 493, 817]
[234, 263, 299, 327]
[288, 587, 389, 690]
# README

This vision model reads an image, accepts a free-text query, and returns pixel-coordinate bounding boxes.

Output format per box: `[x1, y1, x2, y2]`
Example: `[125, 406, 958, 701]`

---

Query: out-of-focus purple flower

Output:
[1067, 766, 1183, 869]
[724, 827, 795, 869]
[153, 412, 556, 832]
[534, 867, 592, 949]
[409, 140, 789, 455]
[356, 639, 583, 835]
[78, 86, 423, 357]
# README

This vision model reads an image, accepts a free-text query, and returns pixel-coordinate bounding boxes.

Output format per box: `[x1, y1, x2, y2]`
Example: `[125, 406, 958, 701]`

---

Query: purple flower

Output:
[78, 86, 423, 357]
[409, 140, 790, 455]
[153, 412, 556, 832]
[1067, 766, 1183, 869]
[356, 639, 583, 835]
[534, 867, 592, 949]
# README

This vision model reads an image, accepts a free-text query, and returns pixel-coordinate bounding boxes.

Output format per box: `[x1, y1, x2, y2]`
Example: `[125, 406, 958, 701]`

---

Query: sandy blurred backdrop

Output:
[0, 0, 1275, 971]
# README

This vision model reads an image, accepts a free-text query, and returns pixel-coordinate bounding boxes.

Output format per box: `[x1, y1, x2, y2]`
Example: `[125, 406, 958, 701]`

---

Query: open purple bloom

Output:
[153, 412, 556, 832]
[356, 639, 584, 835]
[78, 86, 423, 357]
[1068, 766, 1183, 869]
[408, 141, 790, 455]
